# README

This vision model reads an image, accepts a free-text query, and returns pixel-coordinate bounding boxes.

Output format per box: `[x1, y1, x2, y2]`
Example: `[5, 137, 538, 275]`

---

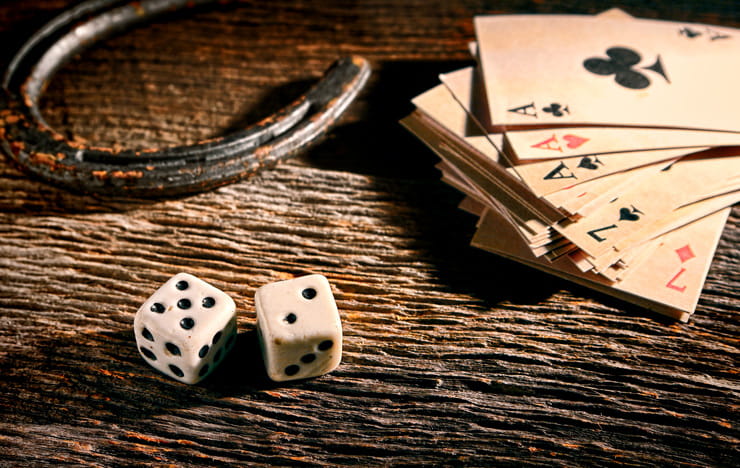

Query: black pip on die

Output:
[134, 273, 237, 384]
[255, 274, 342, 382]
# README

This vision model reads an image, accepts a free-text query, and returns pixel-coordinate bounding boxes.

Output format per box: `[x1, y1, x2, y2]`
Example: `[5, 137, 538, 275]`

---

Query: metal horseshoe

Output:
[0, 0, 371, 196]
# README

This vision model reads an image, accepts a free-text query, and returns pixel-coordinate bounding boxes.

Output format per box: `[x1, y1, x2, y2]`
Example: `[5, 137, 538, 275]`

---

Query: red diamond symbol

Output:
[675, 244, 695, 263]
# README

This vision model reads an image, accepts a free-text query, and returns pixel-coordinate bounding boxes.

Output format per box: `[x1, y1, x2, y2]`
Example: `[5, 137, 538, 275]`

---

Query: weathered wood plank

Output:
[0, 0, 737, 465]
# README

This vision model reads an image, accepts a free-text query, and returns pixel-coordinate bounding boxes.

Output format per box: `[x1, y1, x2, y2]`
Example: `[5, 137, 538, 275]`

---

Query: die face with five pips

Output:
[255, 274, 342, 382]
[134, 273, 237, 384]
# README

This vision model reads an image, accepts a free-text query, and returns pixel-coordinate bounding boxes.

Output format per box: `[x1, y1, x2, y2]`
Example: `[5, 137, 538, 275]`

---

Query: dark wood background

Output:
[0, 0, 738, 465]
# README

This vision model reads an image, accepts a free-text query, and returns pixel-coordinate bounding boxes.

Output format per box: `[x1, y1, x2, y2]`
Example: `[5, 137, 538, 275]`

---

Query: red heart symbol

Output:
[563, 134, 589, 149]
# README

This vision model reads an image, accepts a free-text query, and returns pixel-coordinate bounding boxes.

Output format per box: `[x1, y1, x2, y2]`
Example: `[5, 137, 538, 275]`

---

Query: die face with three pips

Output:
[255, 274, 342, 382]
[134, 273, 237, 384]
[135, 273, 342, 384]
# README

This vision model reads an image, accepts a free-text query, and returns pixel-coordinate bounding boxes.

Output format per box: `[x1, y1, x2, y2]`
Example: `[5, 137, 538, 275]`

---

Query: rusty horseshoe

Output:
[0, 0, 370, 196]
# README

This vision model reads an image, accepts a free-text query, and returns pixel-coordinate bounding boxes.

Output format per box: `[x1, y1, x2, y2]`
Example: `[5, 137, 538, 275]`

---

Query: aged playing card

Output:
[475, 15, 740, 131]
[556, 150, 740, 257]
[401, 8, 737, 321]
[472, 203, 731, 321]
[411, 82, 502, 163]
[613, 208, 730, 315]
[464, 7, 635, 73]
[404, 113, 558, 241]
[404, 88, 564, 225]
[440, 65, 740, 162]
[436, 157, 569, 256]
[585, 190, 740, 275]
[610, 189, 740, 257]
[511, 148, 693, 196]
[543, 158, 677, 216]
[438, 66, 713, 199]
[505, 127, 740, 161]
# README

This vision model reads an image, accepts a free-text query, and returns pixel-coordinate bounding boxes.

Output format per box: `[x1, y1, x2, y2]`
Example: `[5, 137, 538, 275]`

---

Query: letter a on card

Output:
[531, 135, 563, 151]
[508, 102, 538, 118]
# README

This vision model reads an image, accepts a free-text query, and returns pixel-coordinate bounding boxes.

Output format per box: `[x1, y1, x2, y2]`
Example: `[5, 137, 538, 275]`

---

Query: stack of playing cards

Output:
[401, 9, 740, 322]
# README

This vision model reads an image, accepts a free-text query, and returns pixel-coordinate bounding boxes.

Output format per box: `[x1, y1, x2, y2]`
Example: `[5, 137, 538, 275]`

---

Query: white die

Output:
[255, 274, 342, 382]
[134, 273, 237, 384]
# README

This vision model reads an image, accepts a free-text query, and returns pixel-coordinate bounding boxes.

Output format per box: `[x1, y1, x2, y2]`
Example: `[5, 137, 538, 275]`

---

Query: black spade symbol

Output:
[578, 157, 599, 170]
[619, 207, 641, 221]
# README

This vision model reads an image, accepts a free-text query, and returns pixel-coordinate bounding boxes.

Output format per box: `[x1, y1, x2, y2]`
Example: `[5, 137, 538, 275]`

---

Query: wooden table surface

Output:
[1, 0, 738, 465]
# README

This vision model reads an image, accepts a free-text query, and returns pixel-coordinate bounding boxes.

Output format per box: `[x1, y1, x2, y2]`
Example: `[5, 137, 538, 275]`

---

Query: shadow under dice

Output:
[255, 274, 342, 382]
[134, 273, 237, 384]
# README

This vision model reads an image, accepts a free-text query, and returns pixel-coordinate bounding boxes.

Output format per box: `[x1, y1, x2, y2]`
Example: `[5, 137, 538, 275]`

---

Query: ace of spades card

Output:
[555, 150, 740, 258]
[474, 14, 740, 132]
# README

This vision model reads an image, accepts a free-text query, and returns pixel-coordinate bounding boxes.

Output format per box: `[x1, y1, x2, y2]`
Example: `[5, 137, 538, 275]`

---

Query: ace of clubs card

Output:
[474, 15, 740, 132]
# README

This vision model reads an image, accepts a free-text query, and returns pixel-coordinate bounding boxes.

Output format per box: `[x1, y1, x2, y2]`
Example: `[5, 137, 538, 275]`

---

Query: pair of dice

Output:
[133, 273, 342, 384]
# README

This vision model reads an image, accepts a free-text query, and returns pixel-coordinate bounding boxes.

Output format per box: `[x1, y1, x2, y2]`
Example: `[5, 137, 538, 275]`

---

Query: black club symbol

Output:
[542, 103, 569, 117]
[583, 47, 669, 90]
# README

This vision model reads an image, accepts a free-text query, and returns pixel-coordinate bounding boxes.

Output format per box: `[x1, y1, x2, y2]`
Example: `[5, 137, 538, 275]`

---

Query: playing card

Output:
[464, 7, 635, 70]
[410, 81, 502, 163]
[475, 15, 740, 131]
[439, 65, 740, 163]
[511, 148, 694, 197]
[402, 104, 564, 226]
[505, 127, 740, 161]
[543, 158, 676, 216]
[438, 66, 713, 199]
[415, 123, 558, 244]
[471, 202, 731, 321]
[610, 207, 730, 314]
[594, 238, 661, 282]
[401, 8, 737, 321]
[585, 189, 739, 275]
[610, 189, 740, 259]
[556, 150, 740, 257]
[459, 195, 487, 217]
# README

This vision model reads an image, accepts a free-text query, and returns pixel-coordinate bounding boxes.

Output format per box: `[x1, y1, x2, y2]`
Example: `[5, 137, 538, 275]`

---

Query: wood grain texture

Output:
[0, 0, 738, 465]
